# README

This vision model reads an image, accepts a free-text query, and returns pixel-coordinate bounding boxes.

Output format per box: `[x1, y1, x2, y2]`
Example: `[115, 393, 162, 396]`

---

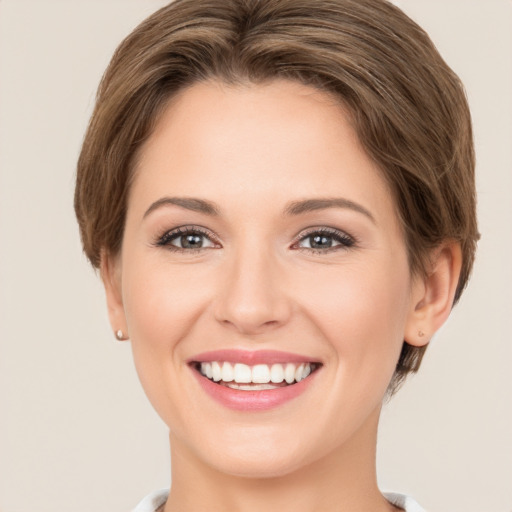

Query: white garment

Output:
[133, 488, 426, 511]
[384, 491, 427, 512]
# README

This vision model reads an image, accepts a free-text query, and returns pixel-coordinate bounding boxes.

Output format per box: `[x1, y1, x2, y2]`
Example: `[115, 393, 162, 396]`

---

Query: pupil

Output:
[182, 234, 203, 248]
[311, 235, 332, 248]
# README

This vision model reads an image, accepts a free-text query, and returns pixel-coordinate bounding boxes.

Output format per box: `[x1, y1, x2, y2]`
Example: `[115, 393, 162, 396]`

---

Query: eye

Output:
[293, 228, 355, 252]
[156, 226, 219, 251]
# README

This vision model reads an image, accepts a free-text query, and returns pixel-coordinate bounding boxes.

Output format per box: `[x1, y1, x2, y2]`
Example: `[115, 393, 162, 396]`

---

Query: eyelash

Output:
[154, 225, 220, 252]
[154, 225, 356, 254]
[291, 227, 356, 253]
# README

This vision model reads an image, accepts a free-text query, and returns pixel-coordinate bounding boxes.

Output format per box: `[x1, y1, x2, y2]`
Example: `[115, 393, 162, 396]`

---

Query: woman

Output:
[74, 0, 478, 510]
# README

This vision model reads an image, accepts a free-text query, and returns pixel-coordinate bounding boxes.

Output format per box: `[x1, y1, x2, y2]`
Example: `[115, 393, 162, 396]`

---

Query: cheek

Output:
[119, 254, 223, 434]
[297, 259, 410, 373]
[122, 254, 212, 343]
[292, 260, 411, 441]
[119, 253, 215, 399]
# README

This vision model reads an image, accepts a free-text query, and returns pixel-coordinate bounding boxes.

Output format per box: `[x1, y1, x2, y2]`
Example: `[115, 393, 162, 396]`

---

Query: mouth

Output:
[188, 350, 322, 411]
[191, 361, 320, 390]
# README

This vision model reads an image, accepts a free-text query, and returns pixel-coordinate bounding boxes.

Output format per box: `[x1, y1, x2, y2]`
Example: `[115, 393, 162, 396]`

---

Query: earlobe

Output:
[100, 250, 129, 341]
[405, 242, 462, 347]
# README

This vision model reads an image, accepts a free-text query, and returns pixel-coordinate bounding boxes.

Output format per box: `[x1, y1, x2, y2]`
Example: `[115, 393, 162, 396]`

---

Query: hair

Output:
[74, 0, 478, 393]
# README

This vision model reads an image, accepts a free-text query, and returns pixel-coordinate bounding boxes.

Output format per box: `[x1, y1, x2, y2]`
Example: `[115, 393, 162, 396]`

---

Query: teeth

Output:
[211, 361, 222, 382]
[233, 363, 252, 383]
[270, 363, 285, 383]
[295, 363, 305, 382]
[252, 364, 271, 384]
[225, 383, 278, 391]
[221, 362, 234, 382]
[198, 361, 316, 385]
[201, 362, 213, 380]
[284, 363, 296, 384]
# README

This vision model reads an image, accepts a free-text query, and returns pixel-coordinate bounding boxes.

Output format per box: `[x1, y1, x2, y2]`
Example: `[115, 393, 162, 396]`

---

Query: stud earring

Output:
[418, 330, 425, 338]
[115, 329, 125, 341]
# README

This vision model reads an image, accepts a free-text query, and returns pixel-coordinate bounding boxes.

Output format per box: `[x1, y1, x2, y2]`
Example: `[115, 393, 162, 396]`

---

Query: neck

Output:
[164, 406, 399, 512]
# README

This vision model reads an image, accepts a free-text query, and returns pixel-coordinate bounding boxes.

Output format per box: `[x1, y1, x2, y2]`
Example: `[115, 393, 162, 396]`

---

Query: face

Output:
[107, 80, 425, 478]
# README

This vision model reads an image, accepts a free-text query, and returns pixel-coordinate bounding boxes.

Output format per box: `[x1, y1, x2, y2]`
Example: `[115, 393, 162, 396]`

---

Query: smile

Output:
[189, 350, 321, 411]
[196, 361, 318, 390]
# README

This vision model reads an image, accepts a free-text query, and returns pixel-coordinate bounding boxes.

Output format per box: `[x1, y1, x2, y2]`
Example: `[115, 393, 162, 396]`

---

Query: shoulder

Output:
[132, 489, 169, 512]
[383, 492, 427, 512]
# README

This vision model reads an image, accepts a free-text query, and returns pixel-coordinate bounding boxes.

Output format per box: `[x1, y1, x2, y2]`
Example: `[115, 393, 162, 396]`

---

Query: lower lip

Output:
[191, 367, 318, 411]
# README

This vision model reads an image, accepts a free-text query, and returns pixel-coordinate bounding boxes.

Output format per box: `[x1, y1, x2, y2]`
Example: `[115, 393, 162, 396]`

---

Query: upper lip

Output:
[187, 349, 321, 366]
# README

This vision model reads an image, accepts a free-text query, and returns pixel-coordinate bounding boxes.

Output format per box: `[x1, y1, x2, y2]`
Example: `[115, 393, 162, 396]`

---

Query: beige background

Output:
[0, 1, 510, 511]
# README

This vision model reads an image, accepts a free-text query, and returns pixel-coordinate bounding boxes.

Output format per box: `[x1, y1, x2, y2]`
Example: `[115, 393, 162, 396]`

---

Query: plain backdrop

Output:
[0, 1, 511, 511]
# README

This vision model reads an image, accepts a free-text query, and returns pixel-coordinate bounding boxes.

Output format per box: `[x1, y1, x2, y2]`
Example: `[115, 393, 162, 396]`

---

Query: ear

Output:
[405, 242, 462, 347]
[100, 250, 129, 341]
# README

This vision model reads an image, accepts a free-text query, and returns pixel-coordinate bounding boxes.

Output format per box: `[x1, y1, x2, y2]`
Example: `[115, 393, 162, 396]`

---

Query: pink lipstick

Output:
[188, 350, 321, 411]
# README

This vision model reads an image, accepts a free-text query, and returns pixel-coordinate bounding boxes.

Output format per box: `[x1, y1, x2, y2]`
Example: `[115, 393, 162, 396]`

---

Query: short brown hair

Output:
[75, 0, 478, 392]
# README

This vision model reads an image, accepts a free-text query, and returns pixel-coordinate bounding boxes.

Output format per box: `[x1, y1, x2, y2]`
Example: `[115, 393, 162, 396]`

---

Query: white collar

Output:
[133, 489, 426, 512]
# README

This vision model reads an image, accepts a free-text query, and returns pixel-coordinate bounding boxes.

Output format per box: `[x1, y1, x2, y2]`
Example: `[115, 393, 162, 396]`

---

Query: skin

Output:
[102, 80, 462, 512]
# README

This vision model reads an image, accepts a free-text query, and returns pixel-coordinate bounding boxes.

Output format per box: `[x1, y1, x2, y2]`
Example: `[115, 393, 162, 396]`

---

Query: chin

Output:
[187, 426, 318, 480]
[208, 452, 309, 480]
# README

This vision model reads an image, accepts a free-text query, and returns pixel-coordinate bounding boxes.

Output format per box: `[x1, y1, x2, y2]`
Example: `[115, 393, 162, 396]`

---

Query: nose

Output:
[213, 248, 292, 336]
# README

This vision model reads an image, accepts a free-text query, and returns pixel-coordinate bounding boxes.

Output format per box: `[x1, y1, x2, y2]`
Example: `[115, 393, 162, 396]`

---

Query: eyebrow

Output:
[143, 196, 375, 223]
[284, 198, 375, 223]
[143, 197, 220, 218]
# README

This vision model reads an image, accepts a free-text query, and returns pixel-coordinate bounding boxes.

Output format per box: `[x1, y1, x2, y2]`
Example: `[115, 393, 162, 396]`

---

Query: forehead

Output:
[130, 79, 395, 223]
